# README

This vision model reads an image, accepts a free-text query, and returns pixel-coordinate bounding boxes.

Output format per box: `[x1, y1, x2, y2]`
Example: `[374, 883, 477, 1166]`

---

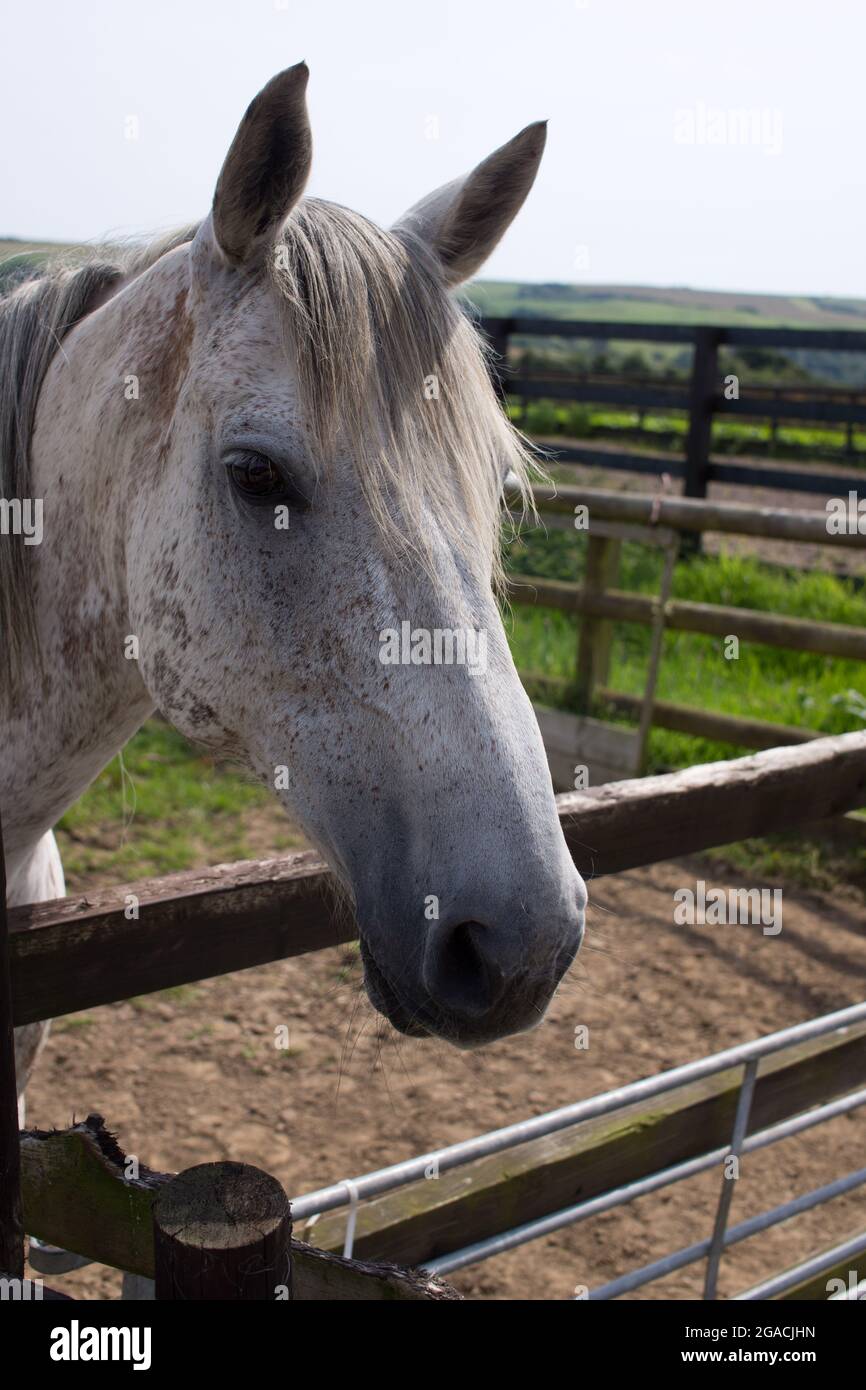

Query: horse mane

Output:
[0, 227, 197, 698]
[0, 204, 536, 700]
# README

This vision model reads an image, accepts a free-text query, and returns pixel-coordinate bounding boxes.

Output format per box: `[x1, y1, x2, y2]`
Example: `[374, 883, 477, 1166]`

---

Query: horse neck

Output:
[0, 248, 192, 873]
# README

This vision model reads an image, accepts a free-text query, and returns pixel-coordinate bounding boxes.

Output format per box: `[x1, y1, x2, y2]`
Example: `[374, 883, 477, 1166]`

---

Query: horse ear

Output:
[394, 122, 547, 287]
[210, 63, 312, 268]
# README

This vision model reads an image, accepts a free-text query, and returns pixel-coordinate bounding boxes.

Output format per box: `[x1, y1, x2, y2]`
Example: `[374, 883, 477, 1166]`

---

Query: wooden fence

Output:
[510, 483, 866, 758]
[4, 731, 866, 1299]
[482, 317, 866, 503]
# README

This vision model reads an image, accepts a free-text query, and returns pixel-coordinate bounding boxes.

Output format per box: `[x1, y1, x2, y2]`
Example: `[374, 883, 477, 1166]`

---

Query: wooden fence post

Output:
[682, 328, 721, 554]
[153, 1161, 292, 1300]
[575, 532, 621, 714]
[0, 805, 24, 1281]
[485, 317, 514, 404]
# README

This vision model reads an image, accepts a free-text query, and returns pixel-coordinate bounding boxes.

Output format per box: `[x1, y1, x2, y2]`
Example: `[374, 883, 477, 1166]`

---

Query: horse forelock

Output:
[267, 198, 538, 583]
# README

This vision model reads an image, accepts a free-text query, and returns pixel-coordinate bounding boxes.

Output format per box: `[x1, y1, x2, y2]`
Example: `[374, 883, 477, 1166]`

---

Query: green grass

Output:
[57, 719, 300, 885]
[505, 531, 866, 892]
[511, 400, 866, 464]
[700, 832, 866, 897]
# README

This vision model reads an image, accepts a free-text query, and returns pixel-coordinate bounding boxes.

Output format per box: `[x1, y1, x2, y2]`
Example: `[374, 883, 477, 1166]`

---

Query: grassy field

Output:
[464, 281, 866, 391]
[464, 280, 866, 332]
[0, 237, 62, 260]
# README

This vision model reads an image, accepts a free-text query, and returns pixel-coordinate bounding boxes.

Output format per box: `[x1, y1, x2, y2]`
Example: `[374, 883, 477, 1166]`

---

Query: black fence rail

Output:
[480, 317, 866, 501]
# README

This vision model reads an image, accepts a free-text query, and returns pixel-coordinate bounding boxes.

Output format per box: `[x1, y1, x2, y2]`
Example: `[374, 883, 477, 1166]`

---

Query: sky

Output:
[1, 0, 863, 297]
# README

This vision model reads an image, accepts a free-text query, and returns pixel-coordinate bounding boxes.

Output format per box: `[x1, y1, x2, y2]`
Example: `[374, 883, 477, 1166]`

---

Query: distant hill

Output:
[0, 236, 65, 263]
[463, 280, 866, 333]
[462, 282, 866, 388]
[3, 238, 864, 384]
[4, 237, 865, 332]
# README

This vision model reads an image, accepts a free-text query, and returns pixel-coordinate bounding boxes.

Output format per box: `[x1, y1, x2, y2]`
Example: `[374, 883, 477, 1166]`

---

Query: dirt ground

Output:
[23, 848, 866, 1301]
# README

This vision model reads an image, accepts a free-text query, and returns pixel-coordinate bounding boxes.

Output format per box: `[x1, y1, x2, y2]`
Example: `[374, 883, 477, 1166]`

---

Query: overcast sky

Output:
[1, 0, 862, 296]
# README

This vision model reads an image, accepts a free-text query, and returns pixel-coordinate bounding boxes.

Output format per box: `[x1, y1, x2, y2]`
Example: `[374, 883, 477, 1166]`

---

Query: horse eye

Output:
[225, 451, 309, 509]
[227, 451, 282, 497]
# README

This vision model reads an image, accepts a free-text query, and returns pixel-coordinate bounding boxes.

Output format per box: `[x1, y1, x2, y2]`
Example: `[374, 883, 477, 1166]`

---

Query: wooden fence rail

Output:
[19, 1024, 866, 1294]
[537, 446, 866, 500]
[510, 577, 866, 662]
[8, 732, 866, 1027]
[520, 482, 866, 547]
[522, 674, 820, 753]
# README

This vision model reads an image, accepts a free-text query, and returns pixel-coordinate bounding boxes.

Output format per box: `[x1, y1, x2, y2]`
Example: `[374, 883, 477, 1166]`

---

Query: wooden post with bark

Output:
[486, 317, 514, 404]
[574, 530, 621, 715]
[681, 327, 721, 554]
[20, 1116, 461, 1299]
[153, 1161, 293, 1301]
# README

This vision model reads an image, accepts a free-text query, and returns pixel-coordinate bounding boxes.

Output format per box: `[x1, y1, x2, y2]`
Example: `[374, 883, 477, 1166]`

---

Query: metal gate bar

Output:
[734, 1230, 866, 1301]
[423, 1084, 866, 1277]
[703, 1057, 758, 1299]
[586, 1166, 866, 1300]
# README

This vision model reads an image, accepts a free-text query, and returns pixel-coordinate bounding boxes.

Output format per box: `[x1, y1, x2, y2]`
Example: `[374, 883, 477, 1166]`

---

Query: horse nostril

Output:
[424, 920, 505, 1020]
